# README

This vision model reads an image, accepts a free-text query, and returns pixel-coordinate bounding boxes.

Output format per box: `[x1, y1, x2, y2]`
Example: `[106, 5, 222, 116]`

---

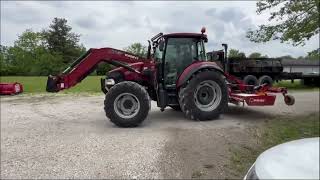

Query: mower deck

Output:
[230, 93, 276, 106]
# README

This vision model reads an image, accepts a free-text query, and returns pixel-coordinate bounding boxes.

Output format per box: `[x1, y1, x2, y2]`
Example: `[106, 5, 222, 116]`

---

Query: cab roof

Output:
[163, 33, 207, 40]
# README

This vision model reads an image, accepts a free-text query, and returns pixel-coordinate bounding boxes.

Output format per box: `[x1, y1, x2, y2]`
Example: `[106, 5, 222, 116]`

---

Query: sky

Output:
[1, 1, 319, 58]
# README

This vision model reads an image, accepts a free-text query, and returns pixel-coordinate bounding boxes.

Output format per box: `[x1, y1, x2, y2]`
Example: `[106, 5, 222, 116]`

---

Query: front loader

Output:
[46, 28, 295, 127]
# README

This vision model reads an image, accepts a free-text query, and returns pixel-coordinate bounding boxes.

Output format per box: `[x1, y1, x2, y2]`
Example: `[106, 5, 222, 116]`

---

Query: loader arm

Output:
[46, 47, 145, 92]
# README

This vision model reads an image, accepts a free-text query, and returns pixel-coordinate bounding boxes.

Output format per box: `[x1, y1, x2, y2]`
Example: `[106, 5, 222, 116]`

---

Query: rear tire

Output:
[243, 75, 258, 86]
[179, 70, 228, 121]
[104, 81, 150, 127]
[258, 75, 273, 86]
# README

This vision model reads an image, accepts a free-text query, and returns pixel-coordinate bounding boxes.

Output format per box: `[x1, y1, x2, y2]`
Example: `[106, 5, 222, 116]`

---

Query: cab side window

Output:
[154, 46, 163, 62]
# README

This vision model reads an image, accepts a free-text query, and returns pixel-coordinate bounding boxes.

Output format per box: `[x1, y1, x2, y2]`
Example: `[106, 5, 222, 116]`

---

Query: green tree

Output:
[96, 63, 112, 75]
[305, 48, 320, 60]
[2, 29, 65, 76]
[35, 52, 64, 75]
[8, 29, 45, 75]
[0, 45, 10, 75]
[1, 18, 87, 76]
[42, 18, 86, 65]
[248, 52, 269, 58]
[247, 0, 320, 46]
[228, 49, 246, 58]
[249, 52, 262, 58]
[124, 43, 147, 57]
[14, 29, 44, 52]
[278, 55, 296, 60]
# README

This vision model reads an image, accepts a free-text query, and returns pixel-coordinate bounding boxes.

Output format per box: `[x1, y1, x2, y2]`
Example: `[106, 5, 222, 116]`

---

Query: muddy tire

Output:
[258, 75, 273, 86]
[243, 75, 258, 86]
[178, 70, 228, 121]
[104, 81, 150, 127]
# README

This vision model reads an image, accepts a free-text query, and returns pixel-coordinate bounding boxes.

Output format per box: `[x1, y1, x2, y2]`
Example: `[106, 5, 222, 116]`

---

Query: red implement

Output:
[0, 82, 23, 95]
[230, 93, 276, 106]
[226, 73, 294, 106]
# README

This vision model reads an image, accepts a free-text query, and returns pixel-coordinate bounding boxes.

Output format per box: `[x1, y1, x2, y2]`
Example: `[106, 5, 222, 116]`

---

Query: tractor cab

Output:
[147, 28, 227, 112]
[150, 28, 209, 88]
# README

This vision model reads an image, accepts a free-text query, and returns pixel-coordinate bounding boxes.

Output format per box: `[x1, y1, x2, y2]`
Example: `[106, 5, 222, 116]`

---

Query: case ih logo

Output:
[249, 98, 265, 103]
[125, 54, 139, 60]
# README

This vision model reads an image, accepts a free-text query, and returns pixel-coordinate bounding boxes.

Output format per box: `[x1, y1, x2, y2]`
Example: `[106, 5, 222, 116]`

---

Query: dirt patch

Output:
[157, 126, 256, 179]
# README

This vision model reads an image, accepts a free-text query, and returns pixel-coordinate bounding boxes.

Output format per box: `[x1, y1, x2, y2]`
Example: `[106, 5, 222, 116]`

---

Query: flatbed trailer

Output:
[207, 48, 320, 86]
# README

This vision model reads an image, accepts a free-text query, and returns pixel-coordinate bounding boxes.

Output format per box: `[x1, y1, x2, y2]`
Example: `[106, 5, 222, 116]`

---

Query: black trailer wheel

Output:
[179, 70, 228, 121]
[104, 81, 150, 127]
[243, 75, 258, 86]
[258, 75, 273, 86]
[284, 94, 295, 106]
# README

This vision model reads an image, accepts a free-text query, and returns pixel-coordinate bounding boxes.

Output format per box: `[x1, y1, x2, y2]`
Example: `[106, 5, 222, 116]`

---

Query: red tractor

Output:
[46, 28, 295, 127]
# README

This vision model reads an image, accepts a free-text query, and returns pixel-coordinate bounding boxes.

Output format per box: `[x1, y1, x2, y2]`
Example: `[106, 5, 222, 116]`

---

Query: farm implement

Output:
[0, 82, 23, 95]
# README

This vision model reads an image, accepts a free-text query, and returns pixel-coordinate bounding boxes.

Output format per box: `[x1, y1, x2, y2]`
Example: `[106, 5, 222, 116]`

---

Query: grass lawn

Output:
[0, 76, 103, 94]
[274, 80, 319, 91]
[228, 113, 320, 177]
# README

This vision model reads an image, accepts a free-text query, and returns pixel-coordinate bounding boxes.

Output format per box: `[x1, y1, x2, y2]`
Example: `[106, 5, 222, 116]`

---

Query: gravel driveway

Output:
[1, 91, 319, 179]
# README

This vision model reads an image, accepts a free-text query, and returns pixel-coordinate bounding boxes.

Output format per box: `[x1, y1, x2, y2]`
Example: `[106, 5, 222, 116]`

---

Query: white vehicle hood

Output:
[255, 137, 319, 179]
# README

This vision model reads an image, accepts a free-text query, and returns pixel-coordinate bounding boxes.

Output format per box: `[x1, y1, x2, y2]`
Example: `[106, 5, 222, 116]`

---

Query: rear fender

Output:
[176, 61, 224, 88]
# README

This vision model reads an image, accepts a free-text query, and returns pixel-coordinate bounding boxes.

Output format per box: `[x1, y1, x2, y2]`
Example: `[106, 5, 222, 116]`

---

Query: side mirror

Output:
[159, 40, 164, 51]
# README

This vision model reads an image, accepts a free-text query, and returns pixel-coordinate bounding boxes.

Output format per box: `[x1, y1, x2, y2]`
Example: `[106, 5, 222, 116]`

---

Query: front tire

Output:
[104, 81, 150, 127]
[179, 70, 228, 121]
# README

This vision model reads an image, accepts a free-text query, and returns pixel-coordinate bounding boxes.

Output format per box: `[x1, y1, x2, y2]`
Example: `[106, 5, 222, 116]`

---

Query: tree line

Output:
[227, 48, 319, 60]
[0, 17, 150, 76]
[1, 18, 87, 76]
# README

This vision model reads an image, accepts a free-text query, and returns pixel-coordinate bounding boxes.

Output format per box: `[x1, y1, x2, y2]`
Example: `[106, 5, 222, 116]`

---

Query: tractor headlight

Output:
[104, 78, 115, 91]
[105, 79, 115, 86]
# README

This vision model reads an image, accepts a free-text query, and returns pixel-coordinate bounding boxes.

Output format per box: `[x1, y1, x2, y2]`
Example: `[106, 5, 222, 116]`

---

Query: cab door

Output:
[163, 37, 205, 88]
[153, 43, 163, 89]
